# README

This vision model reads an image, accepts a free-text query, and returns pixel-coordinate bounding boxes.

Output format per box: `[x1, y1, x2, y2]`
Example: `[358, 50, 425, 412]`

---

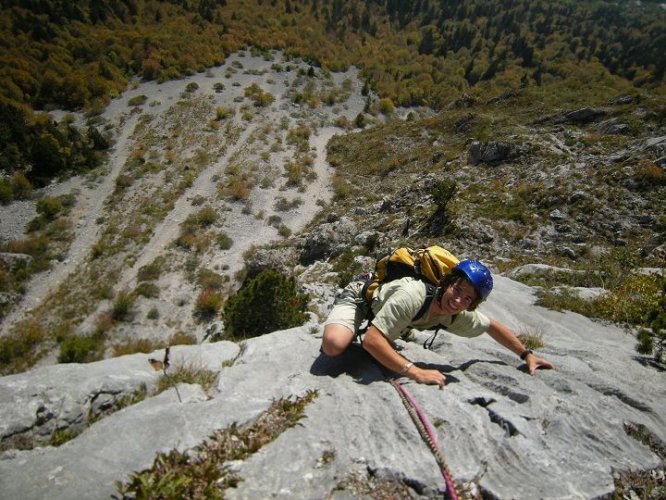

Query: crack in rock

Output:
[469, 397, 520, 437]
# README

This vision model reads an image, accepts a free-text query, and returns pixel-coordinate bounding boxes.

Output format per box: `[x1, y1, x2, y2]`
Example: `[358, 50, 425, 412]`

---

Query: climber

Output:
[321, 259, 555, 388]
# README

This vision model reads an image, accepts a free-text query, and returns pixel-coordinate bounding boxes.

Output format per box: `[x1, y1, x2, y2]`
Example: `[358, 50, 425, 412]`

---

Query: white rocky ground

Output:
[0, 276, 664, 499]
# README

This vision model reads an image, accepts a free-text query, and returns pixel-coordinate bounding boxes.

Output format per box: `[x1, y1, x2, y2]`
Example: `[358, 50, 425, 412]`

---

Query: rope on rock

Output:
[389, 378, 462, 500]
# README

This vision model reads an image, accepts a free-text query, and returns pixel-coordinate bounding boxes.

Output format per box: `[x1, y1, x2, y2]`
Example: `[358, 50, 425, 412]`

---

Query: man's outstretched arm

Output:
[486, 319, 555, 374]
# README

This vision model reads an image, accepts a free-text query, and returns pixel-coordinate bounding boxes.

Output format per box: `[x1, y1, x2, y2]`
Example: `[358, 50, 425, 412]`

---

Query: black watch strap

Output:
[520, 349, 533, 360]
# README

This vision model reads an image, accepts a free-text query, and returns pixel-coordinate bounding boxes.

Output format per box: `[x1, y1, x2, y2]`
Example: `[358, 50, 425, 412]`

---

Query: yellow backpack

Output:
[358, 246, 460, 349]
[361, 246, 460, 303]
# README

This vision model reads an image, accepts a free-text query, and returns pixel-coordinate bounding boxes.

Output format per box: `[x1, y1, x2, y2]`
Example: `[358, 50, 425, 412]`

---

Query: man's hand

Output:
[525, 354, 555, 375]
[487, 320, 556, 375]
[407, 365, 446, 388]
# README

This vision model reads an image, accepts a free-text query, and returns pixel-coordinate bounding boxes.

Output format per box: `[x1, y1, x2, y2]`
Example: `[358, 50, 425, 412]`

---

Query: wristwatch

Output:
[520, 349, 534, 360]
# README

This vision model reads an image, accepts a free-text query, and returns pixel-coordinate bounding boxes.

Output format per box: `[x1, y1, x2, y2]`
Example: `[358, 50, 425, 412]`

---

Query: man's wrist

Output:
[398, 361, 414, 375]
[520, 349, 534, 360]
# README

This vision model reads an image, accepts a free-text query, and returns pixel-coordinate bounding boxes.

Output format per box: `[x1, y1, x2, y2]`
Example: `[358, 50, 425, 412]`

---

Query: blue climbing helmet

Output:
[454, 260, 493, 302]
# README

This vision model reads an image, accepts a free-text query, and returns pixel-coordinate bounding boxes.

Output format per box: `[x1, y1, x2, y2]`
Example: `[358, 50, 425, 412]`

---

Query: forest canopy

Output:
[1, 0, 665, 186]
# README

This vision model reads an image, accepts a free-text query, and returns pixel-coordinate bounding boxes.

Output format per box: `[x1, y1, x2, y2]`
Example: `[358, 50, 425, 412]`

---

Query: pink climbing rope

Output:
[390, 378, 460, 500]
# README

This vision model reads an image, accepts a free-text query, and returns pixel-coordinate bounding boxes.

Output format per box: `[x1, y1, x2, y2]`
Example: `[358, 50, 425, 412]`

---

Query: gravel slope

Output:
[0, 50, 368, 345]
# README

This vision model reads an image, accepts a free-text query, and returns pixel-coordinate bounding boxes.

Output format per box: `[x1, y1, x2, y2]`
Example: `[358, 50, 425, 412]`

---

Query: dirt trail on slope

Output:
[1, 50, 366, 342]
[0, 115, 140, 334]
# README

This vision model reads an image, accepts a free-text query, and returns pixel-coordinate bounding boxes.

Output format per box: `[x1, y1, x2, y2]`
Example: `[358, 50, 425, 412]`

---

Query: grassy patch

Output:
[536, 271, 665, 364]
[116, 390, 318, 498]
[155, 361, 219, 395]
[613, 423, 666, 499]
[536, 272, 661, 325]
[0, 320, 49, 375]
[194, 288, 223, 319]
[113, 337, 159, 357]
[330, 468, 421, 499]
[517, 326, 546, 351]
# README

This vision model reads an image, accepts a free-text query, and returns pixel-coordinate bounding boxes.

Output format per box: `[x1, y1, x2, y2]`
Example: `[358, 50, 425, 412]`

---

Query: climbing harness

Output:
[389, 378, 462, 500]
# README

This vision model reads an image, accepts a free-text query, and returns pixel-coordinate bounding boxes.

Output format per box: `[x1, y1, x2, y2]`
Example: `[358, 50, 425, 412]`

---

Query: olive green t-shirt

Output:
[370, 277, 490, 341]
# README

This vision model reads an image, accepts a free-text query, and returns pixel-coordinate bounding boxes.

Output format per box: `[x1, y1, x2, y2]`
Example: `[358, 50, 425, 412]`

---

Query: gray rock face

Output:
[559, 107, 607, 125]
[644, 136, 666, 156]
[298, 216, 359, 264]
[467, 141, 512, 166]
[0, 343, 239, 450]
[0, 277, 664, 499]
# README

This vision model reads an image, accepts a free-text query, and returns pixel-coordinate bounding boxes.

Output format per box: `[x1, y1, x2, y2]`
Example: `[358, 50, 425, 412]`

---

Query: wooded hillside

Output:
[1, 0, 665, 188]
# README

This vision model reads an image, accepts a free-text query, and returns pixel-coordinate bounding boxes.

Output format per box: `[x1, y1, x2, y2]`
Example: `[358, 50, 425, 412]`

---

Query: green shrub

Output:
[195, 288, 223, 318]
[58, 333, 104, 363]
[431, 179, 458, 212]
[112, 290, 135, 322]
[244, 83, 274, 107]
[217, 232, 233, 250]
[198, 269, 225, 290]
[517, 328, 546, 350]
[378, 97, 395, 115]
[215, 106, 233, 120]
[138, 257, 165, 281]
[277, 224, 291, 238]
[135, 282, 160, 298]
[11, 172, 32, 200]
[0, 320, 47, 374]
[223, 269, 309, 338]
[194, 205, 218, 226]
[115, 175, 133, 190]
[0, 172, 33, 205]
[168, 331, 197, 345]
[0, 179, 13, 204]
[156, 362, 217, 394]
[50, 428, 80, 447]
[128, 95, 148, 106]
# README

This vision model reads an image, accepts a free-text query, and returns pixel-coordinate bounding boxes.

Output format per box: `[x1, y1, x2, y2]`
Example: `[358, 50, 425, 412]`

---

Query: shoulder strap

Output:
[423, 313, 457, 350]
[415, 283, 441, 350]
[413, 282, 436, 321]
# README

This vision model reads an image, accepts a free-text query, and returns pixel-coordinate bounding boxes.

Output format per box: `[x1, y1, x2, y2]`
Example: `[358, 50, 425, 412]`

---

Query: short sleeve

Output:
[371, 280, 426, 340]
[446, 310, 491, 338]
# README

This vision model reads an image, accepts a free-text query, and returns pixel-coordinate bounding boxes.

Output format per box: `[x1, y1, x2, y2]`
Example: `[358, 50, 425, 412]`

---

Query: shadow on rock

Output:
[414, 362, 461, 384]
[310, 343, 386, 385]
[455, 358, 508, 372]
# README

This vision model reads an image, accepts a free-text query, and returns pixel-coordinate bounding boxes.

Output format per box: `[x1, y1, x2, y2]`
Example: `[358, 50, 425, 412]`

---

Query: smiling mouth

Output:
[439, 296, 457, 313]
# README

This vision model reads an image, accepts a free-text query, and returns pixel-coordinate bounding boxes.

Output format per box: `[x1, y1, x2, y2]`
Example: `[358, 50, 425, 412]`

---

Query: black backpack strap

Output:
[413, 282, 437, 321]
[423, 314, 456, 350]
[423, 327, 441, 350]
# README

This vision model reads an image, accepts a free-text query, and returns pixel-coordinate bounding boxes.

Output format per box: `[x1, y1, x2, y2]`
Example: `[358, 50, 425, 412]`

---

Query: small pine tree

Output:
[223, 270, 309, 338]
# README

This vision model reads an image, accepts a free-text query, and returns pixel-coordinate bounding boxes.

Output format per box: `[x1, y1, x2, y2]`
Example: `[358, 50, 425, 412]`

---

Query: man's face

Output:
[435, 278, 478, 315]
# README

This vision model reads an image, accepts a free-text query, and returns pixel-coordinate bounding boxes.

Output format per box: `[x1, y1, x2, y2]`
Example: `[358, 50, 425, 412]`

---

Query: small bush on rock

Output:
[223, 269, 309, 338]
[195, 288, 223, 318]
[58, 333, 104, 363]
[111, 289, 135, 322]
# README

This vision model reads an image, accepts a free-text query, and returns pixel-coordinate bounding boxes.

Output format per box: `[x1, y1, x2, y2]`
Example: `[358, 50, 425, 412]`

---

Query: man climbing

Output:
[321, 259, 555, 388]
